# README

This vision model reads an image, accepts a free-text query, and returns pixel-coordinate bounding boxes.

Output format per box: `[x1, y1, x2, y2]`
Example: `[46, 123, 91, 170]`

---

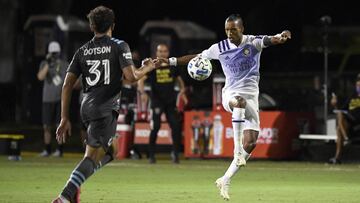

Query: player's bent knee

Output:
[85, 146, 101, 160]
[229, 96, 246, 109]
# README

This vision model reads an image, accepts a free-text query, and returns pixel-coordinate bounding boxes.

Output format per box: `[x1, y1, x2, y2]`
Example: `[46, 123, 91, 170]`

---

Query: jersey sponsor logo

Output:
[122, 52, 132, 60]
[83, 46, 111, 56]
[224, 58, 256, 73]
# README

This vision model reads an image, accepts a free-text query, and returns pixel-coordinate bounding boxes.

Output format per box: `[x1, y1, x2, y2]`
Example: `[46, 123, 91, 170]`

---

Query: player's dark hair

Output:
[87, 6, 115, 34]
[157, 43, 170, 50]
[226, 14, 243, 26]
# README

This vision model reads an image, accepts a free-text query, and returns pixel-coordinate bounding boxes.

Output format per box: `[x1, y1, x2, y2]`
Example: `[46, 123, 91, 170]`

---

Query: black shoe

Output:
[130, 149, 142, 160]
[149, 156, 156, 164]
[171, 151, 179, 164]
[328, 157, 341, 164]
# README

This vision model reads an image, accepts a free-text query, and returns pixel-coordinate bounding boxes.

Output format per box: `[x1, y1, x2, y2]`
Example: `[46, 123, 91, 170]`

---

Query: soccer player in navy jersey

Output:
[52, 6, 161, 203]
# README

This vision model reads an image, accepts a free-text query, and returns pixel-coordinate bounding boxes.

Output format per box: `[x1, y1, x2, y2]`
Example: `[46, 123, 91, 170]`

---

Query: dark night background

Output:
[0, 0, 359, 124]
[16, 0, 360, 72]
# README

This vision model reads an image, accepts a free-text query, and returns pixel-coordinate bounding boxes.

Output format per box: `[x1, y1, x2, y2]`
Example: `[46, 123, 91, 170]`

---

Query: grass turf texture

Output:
[0, 153, 359, 203]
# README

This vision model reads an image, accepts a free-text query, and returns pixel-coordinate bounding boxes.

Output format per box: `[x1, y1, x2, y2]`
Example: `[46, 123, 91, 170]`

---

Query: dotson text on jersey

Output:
[83, 46, 111, 56]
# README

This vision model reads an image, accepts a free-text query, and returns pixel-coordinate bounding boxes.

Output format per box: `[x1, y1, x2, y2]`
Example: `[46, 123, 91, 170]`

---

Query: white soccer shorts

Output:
[222, 91, 260, 132]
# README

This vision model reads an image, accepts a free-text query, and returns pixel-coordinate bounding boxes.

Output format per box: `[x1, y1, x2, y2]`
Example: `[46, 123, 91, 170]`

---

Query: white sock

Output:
[223, 107, 245, 180]
[242, 148, 251, 160]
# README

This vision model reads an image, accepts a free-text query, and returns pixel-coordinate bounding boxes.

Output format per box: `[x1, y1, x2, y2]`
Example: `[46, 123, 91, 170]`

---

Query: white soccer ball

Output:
[187, 57, 212, 81]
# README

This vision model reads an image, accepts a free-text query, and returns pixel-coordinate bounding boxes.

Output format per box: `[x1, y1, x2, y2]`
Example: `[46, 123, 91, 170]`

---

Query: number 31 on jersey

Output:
[85, 59, 110, 86]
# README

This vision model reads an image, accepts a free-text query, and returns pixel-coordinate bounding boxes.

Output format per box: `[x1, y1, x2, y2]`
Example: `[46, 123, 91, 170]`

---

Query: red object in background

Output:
[184, 111, 315, 159]
[133, 122, 173, 145]
[176, 93, 185, 112]
[212, 77, 225, 112]
[252, 111, 315, 159]
[116, 120, 133, 159]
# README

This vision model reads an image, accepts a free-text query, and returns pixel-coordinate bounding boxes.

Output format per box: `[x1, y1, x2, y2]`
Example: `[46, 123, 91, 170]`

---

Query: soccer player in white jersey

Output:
[160, 14, 291, 200]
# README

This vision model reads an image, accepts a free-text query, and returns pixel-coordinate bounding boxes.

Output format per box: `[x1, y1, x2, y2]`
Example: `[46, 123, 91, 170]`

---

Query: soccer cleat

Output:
[171, 151, 180, 164]
[235, 152, 246, 167]
[149, 156, 156, 164]
[215, 177, 230, 201]
[52, 149, 63, 158]
[328, 157, 342, 165]
[39, 150, 50, 157]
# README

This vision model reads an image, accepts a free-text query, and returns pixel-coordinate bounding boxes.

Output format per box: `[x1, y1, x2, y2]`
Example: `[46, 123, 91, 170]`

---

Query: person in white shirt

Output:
[160, 14, 291, 200]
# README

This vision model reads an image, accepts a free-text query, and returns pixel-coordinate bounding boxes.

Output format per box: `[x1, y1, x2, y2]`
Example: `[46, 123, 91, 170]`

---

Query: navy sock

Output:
[96, 152, 114, 170]
[61, 157, 96, 201]
[46, 144, 51, 154]
[58, 144, 63, 154]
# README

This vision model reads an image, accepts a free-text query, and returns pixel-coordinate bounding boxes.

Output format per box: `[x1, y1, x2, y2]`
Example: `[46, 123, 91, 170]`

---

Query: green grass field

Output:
[0, 154, 359, 203]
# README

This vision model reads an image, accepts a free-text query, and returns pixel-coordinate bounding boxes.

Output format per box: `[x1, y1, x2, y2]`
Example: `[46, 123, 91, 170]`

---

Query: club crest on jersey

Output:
[243, 48, 250, 56]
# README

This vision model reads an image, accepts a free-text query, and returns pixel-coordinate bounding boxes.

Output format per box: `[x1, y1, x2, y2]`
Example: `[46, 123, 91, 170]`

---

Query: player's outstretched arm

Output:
[123, 58, 160, 83]
[267, 30, 291, 45]
[56, 72, 77, 143]
[159, 54, 198, 67]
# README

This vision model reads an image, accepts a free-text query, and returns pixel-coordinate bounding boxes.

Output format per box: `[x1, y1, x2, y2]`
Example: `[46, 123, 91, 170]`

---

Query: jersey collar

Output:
[92, 35, 110, 42]
[227, 35, 247, 48]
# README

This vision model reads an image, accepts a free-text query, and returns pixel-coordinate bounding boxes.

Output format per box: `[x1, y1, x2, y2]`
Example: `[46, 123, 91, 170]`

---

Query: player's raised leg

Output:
[216, 96, 247, 200]
[53, 145, 109, 203]
[53, 111, 118, 203]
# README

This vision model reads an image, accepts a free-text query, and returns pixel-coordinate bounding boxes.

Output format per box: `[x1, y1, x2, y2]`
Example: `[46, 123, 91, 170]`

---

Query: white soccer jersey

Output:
[201, 35, 268, 95]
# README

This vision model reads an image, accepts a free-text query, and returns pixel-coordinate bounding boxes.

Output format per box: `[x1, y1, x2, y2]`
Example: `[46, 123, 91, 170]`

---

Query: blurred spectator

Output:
[137, 44, 187, 164]
[37, 41, 68, 157]
[329, 75, 360, 164]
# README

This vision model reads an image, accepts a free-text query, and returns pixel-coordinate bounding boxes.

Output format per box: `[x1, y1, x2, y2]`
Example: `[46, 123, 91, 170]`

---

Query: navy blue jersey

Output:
[67, 35, 134, 121]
